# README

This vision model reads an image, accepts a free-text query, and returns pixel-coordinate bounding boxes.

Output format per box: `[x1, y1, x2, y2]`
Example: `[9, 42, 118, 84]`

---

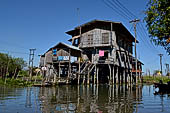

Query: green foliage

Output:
[143, 76, 170, 83]
[18, 70, 29, 77]
[0, 78, 33, 87]
[0, 53, 27, 78]
[145, 0, 170, 54]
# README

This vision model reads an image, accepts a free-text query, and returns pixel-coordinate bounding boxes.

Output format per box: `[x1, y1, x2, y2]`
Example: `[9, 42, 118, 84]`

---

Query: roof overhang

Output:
[66, 19, 138, 43]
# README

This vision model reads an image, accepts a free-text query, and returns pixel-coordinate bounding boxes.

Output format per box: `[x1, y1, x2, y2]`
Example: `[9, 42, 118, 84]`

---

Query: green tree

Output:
[145, 0, 170, 54]
[0, 53, 27, 78]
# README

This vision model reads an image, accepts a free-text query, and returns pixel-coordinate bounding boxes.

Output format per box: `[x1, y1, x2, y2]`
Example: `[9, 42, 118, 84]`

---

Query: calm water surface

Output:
[0, 84, 170, 113]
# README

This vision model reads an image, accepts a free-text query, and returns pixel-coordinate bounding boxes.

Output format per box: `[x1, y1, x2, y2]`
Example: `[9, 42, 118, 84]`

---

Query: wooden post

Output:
[127, 69, 130, 84]
[139, 65, 141, 83]
[58, 62, 61, 82]
[94, 64, 96, 84]
[108, 64, 112, 85]
[130, 70, 133, 84]
[112, 65, 115, 84]
[87, 67, 90, 85]
[116, 67, 119, 84]
[83, 75, 85, 85]
[67, 49, 71, 84]
[97, 66, 99, 84]
[78, 57, 80, 85]
[120, 68, 122, 84]
[123, 68, 126, 84]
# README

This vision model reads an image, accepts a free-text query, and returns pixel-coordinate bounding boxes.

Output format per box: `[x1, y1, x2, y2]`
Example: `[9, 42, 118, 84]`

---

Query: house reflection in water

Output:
[38, 85, 143, 113]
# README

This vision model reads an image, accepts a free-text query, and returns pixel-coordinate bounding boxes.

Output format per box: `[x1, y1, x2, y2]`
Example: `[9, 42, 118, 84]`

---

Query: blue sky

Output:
[0, 0, 169, 75]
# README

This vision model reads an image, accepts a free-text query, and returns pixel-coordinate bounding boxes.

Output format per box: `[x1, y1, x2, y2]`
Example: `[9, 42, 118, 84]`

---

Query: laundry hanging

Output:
[99, 50, 104, 56]
[58, 56, 63, 61]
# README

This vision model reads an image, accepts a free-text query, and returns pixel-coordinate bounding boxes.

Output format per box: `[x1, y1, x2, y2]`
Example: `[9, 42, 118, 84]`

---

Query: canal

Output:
[0, 84, 170, 113]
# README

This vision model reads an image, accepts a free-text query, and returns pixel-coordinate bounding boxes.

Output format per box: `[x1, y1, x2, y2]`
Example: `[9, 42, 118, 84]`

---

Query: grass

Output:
[142, 76, 170, 84]
[0, 77, 41, 87]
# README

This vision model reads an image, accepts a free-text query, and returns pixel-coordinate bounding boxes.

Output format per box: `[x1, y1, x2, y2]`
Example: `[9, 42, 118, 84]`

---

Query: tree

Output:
[0, 53, 27, 78]
[145, 0, 170, 54]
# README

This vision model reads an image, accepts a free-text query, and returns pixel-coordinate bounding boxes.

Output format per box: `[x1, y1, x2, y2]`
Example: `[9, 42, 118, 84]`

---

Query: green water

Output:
[0, 84, 170, 113]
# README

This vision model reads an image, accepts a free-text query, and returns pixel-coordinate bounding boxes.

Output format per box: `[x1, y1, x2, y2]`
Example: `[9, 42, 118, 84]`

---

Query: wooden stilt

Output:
[59, 62, 61, 82]
[116, 66, 119, 84]
[67, 49, 71, 84]
[127, 69, 130, 84]
[108, 64, 112, 85]
[87, 67, 90, 85]
[112, 65, 115, 84]
[120, 68, 122, 84]
[94, 65, 96, 84]
[97, 67, 99, 84]
[83, 75, 85, 85]
[123, 68, 126, 83]
[78, 57, 80, 85]
[130, 70, 133, 84]
[53, 69, 56, 84]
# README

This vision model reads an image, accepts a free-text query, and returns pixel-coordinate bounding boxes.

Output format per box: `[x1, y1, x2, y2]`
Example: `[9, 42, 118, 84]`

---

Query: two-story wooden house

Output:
[40, 20, 142, 84]
[66, 20, 139, 84]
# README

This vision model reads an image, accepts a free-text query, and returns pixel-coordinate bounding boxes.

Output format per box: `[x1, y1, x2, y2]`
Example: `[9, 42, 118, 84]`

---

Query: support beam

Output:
[67, 49, 71, 84]
[83, 75, 85, 85]
[130, 70, 133, 84]
[112, 65, 115, 84]
[123, 68, 126, 84]
[116, 67, 119, 84]
[78, 57, 80, 85]
[87, 67, 90, 85]
[97, 67, 99, 84]
[59, 62, 61, 82]
[94, 65, 96, 84]
[108, 64, 112, 85]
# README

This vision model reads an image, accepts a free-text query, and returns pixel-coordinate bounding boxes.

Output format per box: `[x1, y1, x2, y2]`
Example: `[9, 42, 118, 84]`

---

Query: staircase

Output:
[80, 62, 95, 75]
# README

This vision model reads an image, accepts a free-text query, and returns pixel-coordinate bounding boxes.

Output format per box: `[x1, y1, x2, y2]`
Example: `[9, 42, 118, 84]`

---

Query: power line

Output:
[108, 0, 132, 20]
[102, 0, 162, 54]
[112, 0, 137, 18]
[138, 23, 161, 53]
[102, 0, 131, 21]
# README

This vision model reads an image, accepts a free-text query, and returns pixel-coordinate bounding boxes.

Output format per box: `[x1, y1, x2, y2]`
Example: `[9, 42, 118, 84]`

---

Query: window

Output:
[121, 53, 125, 62]
[87, 34, 93, 45]
[102, 33, 109, 44]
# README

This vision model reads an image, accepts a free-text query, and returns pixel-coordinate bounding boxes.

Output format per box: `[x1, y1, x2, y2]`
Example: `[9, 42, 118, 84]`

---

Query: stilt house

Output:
[40, 20, 143, 84]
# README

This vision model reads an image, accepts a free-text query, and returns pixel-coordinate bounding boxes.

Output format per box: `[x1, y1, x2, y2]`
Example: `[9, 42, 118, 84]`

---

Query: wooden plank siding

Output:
[80, 29, 113, 48]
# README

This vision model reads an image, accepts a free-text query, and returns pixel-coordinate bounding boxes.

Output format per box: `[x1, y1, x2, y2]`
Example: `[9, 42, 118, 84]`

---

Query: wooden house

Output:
[40, 42, 82, 84]
[40, 20, 143, 84]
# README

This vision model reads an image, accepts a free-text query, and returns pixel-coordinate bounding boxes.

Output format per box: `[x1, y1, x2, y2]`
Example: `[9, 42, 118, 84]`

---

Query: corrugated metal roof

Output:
[59, 42, 82, 51]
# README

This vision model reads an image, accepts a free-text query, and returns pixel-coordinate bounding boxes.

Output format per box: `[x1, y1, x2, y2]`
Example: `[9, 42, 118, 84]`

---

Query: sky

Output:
[0, 0, 169, 75]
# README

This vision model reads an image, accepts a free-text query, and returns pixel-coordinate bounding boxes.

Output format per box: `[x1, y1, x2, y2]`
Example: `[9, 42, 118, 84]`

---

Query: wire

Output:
[102, 0, 131, 21]
[103, 0, 161, 54]
[114, 0, 137, 18]
[108, 0, 132, 20]
[138, 23, 161, 54]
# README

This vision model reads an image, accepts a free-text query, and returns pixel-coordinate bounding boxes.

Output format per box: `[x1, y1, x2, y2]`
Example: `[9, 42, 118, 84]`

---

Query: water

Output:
[0, 84, 170, 113]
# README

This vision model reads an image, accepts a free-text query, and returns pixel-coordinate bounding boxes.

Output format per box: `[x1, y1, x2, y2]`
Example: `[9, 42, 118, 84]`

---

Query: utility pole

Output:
[165, 63, 169, 76]
[29, 49, 36, 78]
[158, 54, 163, 75]
[130, 19, 140, 85]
